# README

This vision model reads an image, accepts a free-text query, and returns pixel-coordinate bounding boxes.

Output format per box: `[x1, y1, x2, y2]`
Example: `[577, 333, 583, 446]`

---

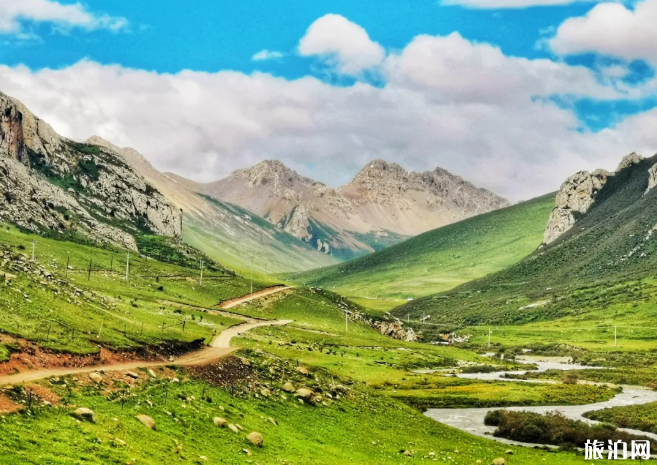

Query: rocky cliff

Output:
[543, 153, 643, 244]
[0, 91, 182, 250]
[193, 159, 510, 260]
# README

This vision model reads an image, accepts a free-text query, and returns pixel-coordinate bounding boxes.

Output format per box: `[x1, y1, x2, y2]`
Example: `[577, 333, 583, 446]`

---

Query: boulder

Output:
[73, 407, 95, 423]
[213, 417, 227, 427]
[246, 432, 263, 447]
[136, 414, 156, 430]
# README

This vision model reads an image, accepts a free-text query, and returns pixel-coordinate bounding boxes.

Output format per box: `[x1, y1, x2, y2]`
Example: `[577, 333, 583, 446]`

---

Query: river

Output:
[423, 359, 657, 447]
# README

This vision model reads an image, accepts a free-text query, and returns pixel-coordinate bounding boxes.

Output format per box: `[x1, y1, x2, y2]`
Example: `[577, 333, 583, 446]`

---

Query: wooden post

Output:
[110, 255, 113, 272]
[66, 255, 70, 278]
[88, 259, 92, 280]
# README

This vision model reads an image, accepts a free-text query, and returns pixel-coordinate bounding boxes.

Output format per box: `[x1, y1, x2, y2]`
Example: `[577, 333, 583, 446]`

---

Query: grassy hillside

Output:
[288, 194, 555, 312]
[396, 155, 657, 334]
[183, 196, 339, 275]
[0, 223, 272, 355]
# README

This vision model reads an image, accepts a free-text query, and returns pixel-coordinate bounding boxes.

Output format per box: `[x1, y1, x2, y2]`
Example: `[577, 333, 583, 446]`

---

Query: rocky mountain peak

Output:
[616, 152, 644, 172]
[231, 159, 319, 190]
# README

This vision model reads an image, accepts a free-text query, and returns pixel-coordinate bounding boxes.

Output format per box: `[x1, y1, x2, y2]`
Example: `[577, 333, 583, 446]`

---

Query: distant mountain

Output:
[186, 159, 510, 260]
[0, 91, 181, 250]
[395, 152, 657, 332]
[87, 137, 339, 274]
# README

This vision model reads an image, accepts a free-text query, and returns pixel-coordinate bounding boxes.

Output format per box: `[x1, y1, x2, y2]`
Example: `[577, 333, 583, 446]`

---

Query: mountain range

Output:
[177, 158, 510, 260]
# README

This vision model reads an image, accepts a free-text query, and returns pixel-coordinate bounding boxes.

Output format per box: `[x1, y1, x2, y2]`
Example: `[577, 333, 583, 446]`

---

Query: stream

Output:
[423, 359, 657, 447]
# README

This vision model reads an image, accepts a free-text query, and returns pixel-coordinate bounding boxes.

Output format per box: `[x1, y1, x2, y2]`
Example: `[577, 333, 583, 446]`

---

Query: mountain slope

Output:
[395, 152, 657, 329]
[189, 159, 509, 260]
[0, 92, 181, 250]
[87, 137, 339, 274]
[289, 193, 554, 311]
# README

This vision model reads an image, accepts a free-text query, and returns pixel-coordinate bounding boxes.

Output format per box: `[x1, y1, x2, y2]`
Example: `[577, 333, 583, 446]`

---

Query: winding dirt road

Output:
[0, 319, 291, 388]
[218, 286, 293, 309]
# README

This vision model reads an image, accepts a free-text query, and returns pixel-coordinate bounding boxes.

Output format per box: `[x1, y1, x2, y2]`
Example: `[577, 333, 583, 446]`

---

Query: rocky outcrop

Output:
[0, 91, 182, 249]
[543, 169, 611, 245]
[616, 152, 644, 171]
[373, 319, 418, 342]
[646, 164, 657, 194]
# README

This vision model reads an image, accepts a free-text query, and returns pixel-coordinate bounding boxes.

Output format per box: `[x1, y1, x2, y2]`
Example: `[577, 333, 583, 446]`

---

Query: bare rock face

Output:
[0, 91, 181, 248]
[543, 169, 611, 244]
[373, 319, 418, 342]
[616, 152, 644, 172]
[646, 164, 657, 194]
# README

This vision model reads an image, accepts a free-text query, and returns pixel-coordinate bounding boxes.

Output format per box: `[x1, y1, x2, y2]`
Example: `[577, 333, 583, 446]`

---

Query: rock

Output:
[228, 424, 240, 433]
[297, 366, 309, 375]
[268, 417, 278, 426]
[73, 408, 95, 423]
[136, 414, 156, 430]
[125, 371, 139, 379]
[491, 458, 506, 465]
[505, 450, 513, 455]
[617, 152, 644, 171]
[260, 388, 271, 397]
[402, 450, 413, 456]
[242, 449, 252, 456]
[374, 320, 418, 342]
[246, 432, 263, 447]
[148, 369, 157, 378]
[543, 169, 611, 244]
[213, 417, 227, 427]
[282, 382, 295, 393]
[235, 424, 244, 431]
[295, 388, 314, 399]
[88, 372, 103, 383]
[198, 457, 208, 462]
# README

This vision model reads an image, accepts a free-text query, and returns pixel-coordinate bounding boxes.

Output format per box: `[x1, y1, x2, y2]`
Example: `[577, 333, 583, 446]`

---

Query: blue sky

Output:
[1, 0, 656, 200]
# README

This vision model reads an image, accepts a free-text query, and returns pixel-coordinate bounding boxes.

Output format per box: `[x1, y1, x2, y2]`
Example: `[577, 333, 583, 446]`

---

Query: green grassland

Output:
[0, 353, 600, 465]
[0, 224, 272, 354]
[288, 194, 555, 312]
[397, 156, 657, 330]
[184, 197, 339, 275]
[585, 402, 657, 434]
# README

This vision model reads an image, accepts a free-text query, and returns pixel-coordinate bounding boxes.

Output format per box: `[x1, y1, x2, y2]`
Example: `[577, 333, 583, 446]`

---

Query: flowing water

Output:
[424, 359, 657, 447]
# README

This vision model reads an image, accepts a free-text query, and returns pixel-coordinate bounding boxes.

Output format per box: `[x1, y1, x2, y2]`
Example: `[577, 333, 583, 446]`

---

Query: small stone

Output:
[125, 371, 139, 379]
[282, 382, 295, 393]
[505, 450, 513, 455]
[136, 414, 155, 430]
[242, 449, 252, 456]
[402, 450, 413, 457]
[228, 424, 239, 433]
[198, 456, 208, 462]
[246, 431, 263, 447]
[295, 388, 313, 399]
[73, 408, 95, 423]
[297, 366, 309, 375]
[260, 388, 271, 397]
[213, 417, 227, 427]
[235, 424, 244, 431]
[148, 369, 157, 378]
[268, 417, 278, 426]
[492, 458, 506, 465]
[88, 373, 103, 383]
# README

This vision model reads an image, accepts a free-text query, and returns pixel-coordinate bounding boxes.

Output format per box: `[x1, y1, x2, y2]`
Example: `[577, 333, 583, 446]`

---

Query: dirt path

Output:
[218, 285, 293, 309]
[0, 319, 291, 388]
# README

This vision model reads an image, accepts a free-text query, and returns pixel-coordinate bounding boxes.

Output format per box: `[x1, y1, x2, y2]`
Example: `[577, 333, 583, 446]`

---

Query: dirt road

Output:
[218, 285, 293, 309]
[0, 319, 291, 387]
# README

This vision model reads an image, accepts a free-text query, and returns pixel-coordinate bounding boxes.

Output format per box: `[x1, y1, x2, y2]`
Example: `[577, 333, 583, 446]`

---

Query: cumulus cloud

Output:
[298, 14, 385, 74]
[0, 30, 654, 201]
[0, 0, 127, 35]
[252, 50, 285, 61]
[441, 0, 596, 9]
[550, 0, 657, 66]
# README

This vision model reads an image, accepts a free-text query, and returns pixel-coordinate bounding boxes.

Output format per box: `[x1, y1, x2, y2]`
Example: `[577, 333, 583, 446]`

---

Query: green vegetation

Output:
[397, 156, 657, 330]
[184, 197, 339, 275]
[485, 410, 655, 448]
[289, 194, 554, 312]
[0, 224, 269, 354]
[585, 402, 657, 434]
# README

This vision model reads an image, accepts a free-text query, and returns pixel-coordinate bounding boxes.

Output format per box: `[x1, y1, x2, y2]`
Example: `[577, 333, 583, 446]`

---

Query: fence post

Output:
[88, 259, 92, 280]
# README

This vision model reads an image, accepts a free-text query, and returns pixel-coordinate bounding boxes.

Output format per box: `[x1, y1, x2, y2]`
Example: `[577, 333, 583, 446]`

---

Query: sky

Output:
[1, 0, 657, 200]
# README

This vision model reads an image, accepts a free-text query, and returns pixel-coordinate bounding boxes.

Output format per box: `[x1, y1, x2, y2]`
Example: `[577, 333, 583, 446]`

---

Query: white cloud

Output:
[0, 31, 654, 202]
[441, 0, 596, 9]
[298, 14, 385, 74]
[0, 0, 127, 35]
[252, 50, 285, 61]
[550, 0, 657, 66]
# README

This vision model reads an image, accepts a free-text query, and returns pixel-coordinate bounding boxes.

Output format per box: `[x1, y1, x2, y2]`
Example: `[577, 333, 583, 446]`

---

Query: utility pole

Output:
[65, 254, 70, 278]
[125, 252, 130, 282]
[31, 240, 36, 262]
[250, 255, 253, 295]
[110, 255, 113, 272]
[199, 258, 204, 286]
[87, 259, 92, 280]
[488, 329, 492, 349]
